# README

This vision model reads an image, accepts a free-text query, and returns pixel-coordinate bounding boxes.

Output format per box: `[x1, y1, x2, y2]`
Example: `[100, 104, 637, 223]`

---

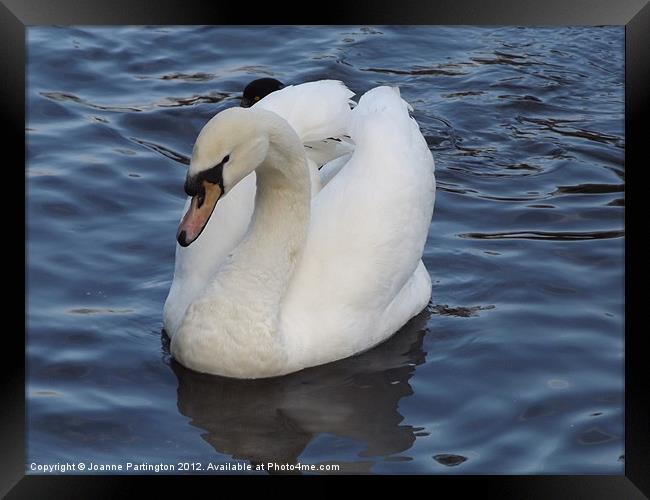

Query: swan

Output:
[166, 84, 436, 378]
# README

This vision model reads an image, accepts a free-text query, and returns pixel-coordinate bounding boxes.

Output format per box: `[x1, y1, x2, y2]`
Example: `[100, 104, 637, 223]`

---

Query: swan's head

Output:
[177, 107, 270, 247]
[241, 77, 285, 108]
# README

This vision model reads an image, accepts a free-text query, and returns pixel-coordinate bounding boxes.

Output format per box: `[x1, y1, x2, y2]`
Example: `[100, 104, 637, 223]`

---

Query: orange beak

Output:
[176, 180, 222, 247]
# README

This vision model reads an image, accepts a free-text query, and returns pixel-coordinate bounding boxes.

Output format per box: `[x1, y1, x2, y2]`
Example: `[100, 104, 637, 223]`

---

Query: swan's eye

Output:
[223, 154, 230, 163]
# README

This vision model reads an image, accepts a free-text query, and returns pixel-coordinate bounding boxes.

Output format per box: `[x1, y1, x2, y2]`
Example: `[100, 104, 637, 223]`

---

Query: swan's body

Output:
[165, 83, 435, 378]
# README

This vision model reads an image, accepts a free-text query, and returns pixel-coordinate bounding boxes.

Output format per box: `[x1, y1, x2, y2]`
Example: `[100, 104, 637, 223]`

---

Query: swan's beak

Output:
[176, 180, 222, 247]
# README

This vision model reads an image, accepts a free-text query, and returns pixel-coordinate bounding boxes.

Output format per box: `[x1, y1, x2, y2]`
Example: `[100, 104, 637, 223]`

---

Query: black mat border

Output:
[4, 0, 647, 497]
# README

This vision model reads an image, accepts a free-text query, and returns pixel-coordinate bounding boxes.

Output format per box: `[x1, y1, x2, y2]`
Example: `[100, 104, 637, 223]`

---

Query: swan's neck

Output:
[231, 126, 311, 302]
[172, 118, 310, 378]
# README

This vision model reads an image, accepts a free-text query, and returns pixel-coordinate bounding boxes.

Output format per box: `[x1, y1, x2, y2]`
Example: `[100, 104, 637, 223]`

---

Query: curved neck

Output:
[233, 118, 312, 297]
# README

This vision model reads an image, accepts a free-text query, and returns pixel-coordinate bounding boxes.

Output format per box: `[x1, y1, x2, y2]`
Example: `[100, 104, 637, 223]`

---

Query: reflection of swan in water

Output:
[164, 307, 431, 471]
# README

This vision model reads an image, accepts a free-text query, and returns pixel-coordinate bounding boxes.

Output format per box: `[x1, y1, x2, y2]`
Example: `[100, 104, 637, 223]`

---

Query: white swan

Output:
[165, 84, 436, 379]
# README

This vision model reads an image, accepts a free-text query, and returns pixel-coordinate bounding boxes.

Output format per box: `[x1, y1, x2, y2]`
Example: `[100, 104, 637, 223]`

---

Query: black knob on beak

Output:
[177, 230, 189, 247]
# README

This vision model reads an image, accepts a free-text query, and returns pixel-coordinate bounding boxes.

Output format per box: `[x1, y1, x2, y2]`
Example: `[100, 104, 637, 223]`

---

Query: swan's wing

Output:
[304, 137, 354, 168]
[318, 153, 352, 187]
[282, 86, 436, 366]
[309, 85, 435, 304]
[254, 80, 355, 143]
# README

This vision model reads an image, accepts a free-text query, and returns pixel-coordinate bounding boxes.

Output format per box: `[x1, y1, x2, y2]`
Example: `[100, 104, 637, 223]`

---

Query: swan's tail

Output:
[349, 86, 412, 138]
[349, 85, 434, 170]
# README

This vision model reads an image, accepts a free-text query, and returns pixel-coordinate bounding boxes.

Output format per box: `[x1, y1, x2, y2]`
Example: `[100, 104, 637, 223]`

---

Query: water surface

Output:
[26, 26, 624, 474]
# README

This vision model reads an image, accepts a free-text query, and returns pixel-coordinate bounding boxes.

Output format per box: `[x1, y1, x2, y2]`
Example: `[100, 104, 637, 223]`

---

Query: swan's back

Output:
[255, 80, 354, 142]
[281, 86, 436, 369]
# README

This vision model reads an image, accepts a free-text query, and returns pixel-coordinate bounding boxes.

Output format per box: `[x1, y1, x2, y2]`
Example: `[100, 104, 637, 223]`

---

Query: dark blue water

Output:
[26, 26, 624, 474]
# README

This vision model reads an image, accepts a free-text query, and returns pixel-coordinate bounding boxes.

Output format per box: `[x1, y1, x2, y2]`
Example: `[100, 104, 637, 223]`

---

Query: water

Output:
[26, 26, 625, 474]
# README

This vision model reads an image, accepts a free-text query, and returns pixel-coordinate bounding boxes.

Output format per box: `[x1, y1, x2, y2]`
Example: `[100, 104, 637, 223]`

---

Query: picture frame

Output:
[5, 0, 647, 496]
